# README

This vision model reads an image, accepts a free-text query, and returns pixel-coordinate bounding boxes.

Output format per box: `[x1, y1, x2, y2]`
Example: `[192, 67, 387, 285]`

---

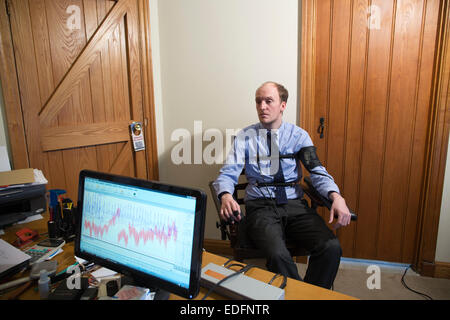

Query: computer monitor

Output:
[74, 170, 206, 299]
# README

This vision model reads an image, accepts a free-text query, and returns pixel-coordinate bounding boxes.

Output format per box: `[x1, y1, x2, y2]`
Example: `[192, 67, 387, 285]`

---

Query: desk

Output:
[192, 252, 356, 300]
[0, 213, 356, 300]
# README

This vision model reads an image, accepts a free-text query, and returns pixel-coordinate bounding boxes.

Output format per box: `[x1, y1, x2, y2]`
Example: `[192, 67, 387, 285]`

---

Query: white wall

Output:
[149, 0, 165, 159]
[0, 84, 6, 146]
[152, 0, 299, 239]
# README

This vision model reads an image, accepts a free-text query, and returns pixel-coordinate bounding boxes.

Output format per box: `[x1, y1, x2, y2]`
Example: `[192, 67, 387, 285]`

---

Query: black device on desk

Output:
[0, 185, 46, 229]
[74, 170, 207, 300]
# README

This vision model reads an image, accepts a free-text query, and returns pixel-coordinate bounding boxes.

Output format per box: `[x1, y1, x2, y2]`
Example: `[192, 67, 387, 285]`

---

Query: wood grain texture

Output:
[417, 0, 450, 269]
[38, 0, 128, 126]
[1, 0, 158, 202]
[28, 0, 65, 191]
[45, 0, 98, 199]
[0, 0, 29, 169]
[139, 0, 159, 180]
[377, 0, 425, 262]
[300, 0, 317, 136]
[41, 121, 132, 151]
[7, 0, 45, 171]
[109, 141, 133, 175]
[127, 0, 147, 179]
[327, 0, 351, 189]
[313, 0, 332, 222]
[303, 0, 442, 263]
[338, 0, 370, 258]
[97, 0, 119, 173]
[314, 0, 331, 168]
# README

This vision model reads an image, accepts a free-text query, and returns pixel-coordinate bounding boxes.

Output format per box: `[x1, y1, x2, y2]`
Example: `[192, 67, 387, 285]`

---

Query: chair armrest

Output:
[233, 183, 248, 205]
[209, 181, 229, 240]
[303, 176, 357, 221]
[209, 181, 223, 215]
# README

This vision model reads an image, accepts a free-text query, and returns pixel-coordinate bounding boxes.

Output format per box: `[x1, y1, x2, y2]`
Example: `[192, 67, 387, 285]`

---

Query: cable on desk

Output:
[224, 263, 246, 270]
[222, 257, 235, 268]
[268, 273, 287, 289]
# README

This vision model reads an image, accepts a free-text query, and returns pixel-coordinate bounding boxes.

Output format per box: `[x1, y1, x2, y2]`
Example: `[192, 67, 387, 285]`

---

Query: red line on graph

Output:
[117, 222, 178, 247]
[84, 208, 120, 238]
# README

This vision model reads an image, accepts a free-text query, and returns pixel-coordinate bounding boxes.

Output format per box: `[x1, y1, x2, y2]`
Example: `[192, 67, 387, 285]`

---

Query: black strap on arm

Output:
[297, 146, 322, 172]
[255, 146, 358, 221]
[254, 146, 326, 187]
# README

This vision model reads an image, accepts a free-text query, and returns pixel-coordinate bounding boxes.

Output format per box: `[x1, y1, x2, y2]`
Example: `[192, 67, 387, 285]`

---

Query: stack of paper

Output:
[0, 168, 48, 190]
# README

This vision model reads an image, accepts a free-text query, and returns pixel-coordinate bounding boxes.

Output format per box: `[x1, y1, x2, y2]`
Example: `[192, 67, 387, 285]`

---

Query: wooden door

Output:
[2, 0, 158, 201]
[302, 0, 441, 263]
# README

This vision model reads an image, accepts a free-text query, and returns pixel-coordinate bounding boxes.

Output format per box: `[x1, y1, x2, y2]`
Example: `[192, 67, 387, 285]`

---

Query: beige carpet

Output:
[244, 257, 450, 300]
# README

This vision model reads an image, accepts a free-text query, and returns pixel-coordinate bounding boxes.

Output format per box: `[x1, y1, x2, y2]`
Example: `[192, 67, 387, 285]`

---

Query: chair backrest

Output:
[209, 140, 357, 260]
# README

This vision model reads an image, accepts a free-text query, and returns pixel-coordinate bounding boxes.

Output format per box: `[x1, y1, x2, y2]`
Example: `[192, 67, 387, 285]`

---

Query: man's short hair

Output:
[257, 81, 289, 103]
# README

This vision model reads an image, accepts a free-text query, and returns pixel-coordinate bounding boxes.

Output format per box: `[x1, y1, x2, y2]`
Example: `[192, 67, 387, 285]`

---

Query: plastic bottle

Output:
[38, 269, 50, 299]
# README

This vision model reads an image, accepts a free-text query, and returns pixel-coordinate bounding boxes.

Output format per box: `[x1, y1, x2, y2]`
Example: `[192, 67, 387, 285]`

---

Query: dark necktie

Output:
[267, 130, 288, 205]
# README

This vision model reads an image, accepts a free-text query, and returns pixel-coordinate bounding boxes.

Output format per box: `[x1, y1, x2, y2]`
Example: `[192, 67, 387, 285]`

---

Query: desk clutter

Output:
[0, 169, 76, 243]
[1, 169, 208, 300]
[0, 242, 156, 300]
[0, 169, 155, 300]
[47, 189, 77, 242]
[0, 169, 47, 230]
[46, 267, 155, 300]
[1, 169, 358, 302]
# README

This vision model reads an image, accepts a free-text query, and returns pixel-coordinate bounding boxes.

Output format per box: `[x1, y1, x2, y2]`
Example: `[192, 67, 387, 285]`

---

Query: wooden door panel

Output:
[327, 0, 351, 193]
[377, 0, 425, 261]
[339, 0, 370, 258]
[8, 0, 49, 178]
[40, 121, 131, 151]
[402, 0, 440, 263]
[7, 0, 150, 202]
[309, 0, 440, 263]
[28, 0, 67, 191]
[314, 0, 332, 223]
[354, 0, 395, 260]
[314, 0, 331, 167]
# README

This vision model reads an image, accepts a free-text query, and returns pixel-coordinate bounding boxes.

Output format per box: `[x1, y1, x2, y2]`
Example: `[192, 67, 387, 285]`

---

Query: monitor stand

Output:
[121, 275, 170, 300]
[153, 288, 170, 300]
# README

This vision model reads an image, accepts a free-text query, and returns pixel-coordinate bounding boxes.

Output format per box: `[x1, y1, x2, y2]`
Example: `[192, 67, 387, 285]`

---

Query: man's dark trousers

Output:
[244, 198, 342, 289]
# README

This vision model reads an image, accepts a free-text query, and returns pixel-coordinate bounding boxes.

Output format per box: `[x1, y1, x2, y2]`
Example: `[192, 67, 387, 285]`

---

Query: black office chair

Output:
[209, 171, 357, 262]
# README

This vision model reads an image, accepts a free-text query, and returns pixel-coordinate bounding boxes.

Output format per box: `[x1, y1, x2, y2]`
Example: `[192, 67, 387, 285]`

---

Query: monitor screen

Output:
[75, 170, 206, 299]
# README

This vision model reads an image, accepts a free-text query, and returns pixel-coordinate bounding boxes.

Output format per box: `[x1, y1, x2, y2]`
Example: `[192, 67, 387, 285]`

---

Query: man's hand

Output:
[220, 193, 241, 223]
[328, 192, 351, 229]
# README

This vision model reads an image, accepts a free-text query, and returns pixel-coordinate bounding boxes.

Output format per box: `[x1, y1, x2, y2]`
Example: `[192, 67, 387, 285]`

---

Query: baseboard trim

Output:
[203, 240, 450, 278]
[420, 261, 450, 279]
[435, 261, 450, 279]
[203, 239, 233, 256]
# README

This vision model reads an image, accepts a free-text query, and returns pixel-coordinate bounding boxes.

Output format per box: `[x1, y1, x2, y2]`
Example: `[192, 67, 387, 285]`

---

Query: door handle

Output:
[317, 117, 325, 139]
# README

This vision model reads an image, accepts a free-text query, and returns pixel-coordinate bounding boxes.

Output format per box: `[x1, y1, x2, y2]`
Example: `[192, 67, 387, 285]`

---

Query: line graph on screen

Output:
[81, 190, 190, 262]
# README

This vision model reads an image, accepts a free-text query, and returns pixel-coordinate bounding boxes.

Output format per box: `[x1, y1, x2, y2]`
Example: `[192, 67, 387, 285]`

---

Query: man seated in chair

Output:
[212, 81, 352, 289]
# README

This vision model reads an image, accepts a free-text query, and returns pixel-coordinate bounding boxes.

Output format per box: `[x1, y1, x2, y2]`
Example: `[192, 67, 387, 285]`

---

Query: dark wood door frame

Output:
[300, 0, 450, 276]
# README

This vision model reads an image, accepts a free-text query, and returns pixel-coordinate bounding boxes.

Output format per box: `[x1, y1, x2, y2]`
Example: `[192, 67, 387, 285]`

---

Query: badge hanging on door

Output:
[130, 122, 145, 152]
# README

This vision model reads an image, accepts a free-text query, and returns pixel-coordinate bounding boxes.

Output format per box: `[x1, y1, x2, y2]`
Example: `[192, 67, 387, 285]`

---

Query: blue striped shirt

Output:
[212, 121, 340, 202]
